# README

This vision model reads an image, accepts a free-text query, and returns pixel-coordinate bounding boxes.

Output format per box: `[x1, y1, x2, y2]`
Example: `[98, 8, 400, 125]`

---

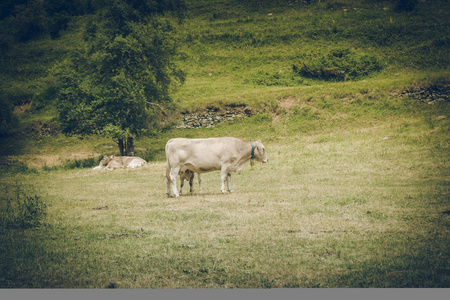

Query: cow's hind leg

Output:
[166, 166, 173, 197]
[166, 176, 171, 197]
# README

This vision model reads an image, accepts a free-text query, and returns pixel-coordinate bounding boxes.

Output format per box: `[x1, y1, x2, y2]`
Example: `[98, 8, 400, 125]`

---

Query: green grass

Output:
[0, 0, 449, 288]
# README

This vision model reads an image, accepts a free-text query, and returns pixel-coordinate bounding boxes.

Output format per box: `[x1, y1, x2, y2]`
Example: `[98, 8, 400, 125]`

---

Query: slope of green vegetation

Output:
[1, 1, 448, 164]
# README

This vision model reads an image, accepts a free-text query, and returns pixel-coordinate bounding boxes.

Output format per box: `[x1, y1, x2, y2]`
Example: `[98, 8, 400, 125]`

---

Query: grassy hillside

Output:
[0, 0, 449, 288]
[173, 0, 448, 105]
[0, 0, 449, 166]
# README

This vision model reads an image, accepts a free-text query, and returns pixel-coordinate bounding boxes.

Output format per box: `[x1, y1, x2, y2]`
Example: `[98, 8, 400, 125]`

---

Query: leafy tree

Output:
[0, 0, 92, 42]
[51, 0, 186, 155]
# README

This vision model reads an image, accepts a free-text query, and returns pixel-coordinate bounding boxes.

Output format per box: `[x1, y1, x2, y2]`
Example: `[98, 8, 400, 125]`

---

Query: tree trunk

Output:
[118, 139, 125, 156]
[126, 137, 134, 156]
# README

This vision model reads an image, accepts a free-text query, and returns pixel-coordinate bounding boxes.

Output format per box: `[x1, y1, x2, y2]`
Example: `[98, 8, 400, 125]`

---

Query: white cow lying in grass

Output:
[93, 155, 147, 170]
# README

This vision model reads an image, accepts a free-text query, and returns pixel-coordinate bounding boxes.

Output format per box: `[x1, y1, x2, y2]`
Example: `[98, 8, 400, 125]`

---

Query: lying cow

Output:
[179, 169, 202, 195]
[165, 137, 268, 197]
[93, 155, 147, 170]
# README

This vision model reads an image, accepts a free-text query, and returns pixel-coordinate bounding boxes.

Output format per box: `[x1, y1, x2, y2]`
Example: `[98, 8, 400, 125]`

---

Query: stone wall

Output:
[177, 105, 256, 129]
[401, 81, 449, 104]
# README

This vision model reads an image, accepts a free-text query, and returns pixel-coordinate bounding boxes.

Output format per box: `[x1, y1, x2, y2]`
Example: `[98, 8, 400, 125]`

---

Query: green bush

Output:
[1, 182, 47, 230]
[249, 70, 303, 87]
[0, 163, 38, 175]
[62, 156, 100, 170]
[293, 48, 383, 81]
[40, 156, 102, 171]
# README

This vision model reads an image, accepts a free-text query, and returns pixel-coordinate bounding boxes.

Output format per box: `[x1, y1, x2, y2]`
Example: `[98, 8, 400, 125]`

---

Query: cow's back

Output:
[165, 137, 247, 173]
[126, 157, 147, 168]
[106, 156, 147, 169]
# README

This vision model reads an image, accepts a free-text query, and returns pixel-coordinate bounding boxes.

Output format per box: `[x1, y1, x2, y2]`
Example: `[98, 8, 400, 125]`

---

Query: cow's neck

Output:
[235, 141, 254, 170]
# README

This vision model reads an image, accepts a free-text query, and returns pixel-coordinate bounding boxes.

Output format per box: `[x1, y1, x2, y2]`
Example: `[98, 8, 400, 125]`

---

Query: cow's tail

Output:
[165, 164, 173, 184]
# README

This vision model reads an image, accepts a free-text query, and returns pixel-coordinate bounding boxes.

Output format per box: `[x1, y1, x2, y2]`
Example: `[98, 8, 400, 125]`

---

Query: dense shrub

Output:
[249, 70, 304, 87]
[0, 182, 47, 229]
[62, 156, 101, 169]
[0, 163, 38, 175]
[293, 48, 383, 81]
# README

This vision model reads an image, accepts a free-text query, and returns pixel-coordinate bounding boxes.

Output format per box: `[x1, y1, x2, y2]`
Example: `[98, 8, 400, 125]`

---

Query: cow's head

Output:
[99, 155, 114, 166]
[253, 140, 268, 163]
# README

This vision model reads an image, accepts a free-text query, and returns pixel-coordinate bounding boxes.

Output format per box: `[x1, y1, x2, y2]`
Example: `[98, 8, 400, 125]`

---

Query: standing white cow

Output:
[165, 137, 268, 197]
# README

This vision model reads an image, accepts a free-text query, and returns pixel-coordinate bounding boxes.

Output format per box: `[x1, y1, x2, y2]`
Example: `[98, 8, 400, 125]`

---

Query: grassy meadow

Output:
[1, 0, 449, 288]
[1, 116, 449, 288]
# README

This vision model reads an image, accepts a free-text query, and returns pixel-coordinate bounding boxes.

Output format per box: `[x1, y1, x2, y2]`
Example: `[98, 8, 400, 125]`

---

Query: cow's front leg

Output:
[220, 170, 228, 194]
[198, 173, 202, 194]
[227, 173, 233, 193]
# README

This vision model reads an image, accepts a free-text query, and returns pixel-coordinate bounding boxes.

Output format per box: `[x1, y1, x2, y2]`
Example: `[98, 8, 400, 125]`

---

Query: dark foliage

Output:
[0, 96, 18, 137]
[0, 0, 86, 42]
[394, 0, 418, 12]
[293, 48, 383, 81]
